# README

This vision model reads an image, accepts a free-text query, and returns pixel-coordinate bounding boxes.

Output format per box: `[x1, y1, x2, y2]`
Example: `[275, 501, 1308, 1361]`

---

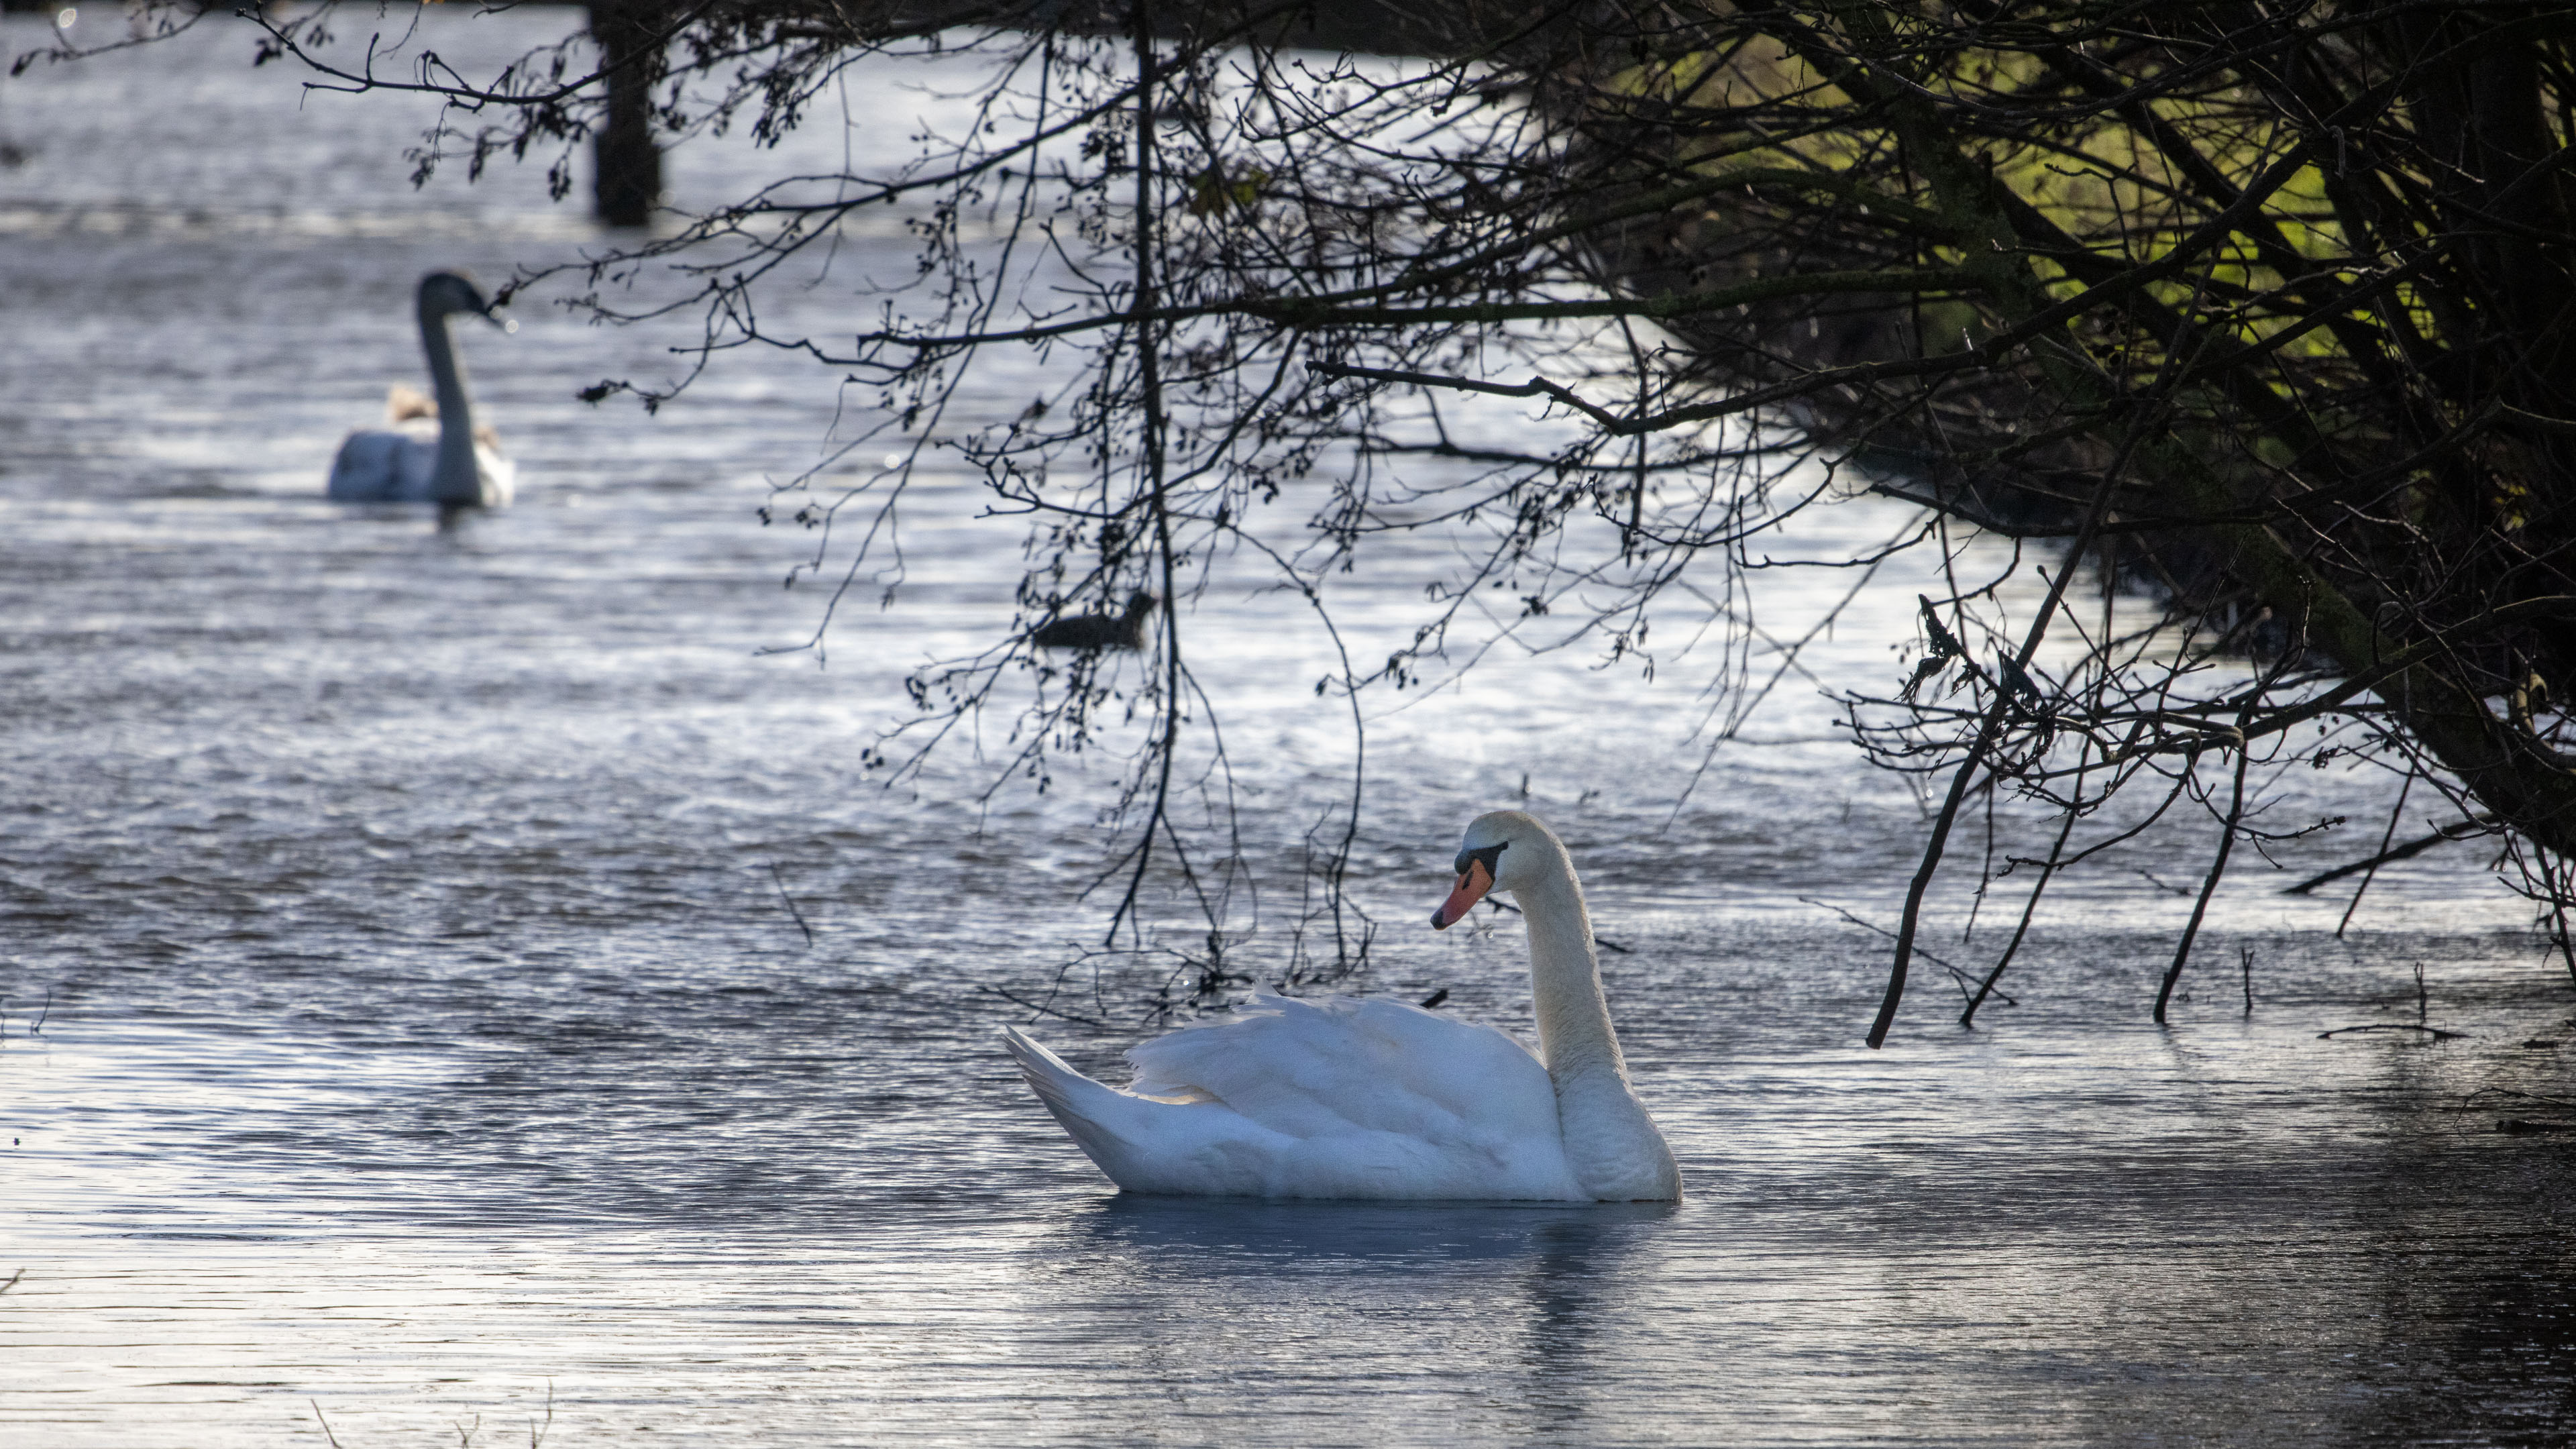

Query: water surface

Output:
[3, 12, 2573, 1446]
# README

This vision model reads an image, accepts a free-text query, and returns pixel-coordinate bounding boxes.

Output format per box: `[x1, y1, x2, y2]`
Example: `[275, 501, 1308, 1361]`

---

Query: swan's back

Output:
[327, 424, 439, 502]
[1130, 995, 1552, 1137]
[327, 422, 512, 505]
[1004, 994, 1587, 1200]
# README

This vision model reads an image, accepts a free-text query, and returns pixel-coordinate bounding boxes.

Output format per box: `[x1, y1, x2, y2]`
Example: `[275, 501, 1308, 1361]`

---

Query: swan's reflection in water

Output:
[1519, 1210, 1656, 1437]
[1065, 1193, 1676, 1273]
[1033, 1196, 1675, 1436]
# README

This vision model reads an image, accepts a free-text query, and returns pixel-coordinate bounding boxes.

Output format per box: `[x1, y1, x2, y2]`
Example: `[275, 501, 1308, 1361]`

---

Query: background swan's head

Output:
[1430, 810, 1559, 929]
[417, 270, 511, 331]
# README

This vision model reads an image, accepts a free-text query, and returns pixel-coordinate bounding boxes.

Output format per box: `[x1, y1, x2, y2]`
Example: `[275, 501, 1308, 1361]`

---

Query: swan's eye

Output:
[1452, 842, 1506, 877]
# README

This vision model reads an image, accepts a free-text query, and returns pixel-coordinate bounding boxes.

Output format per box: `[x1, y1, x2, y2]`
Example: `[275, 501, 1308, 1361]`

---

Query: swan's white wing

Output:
[1006, 1026, 1302, 1195]
[1130, 994, 1555, 1140]
[1004, 997, 1585, 1201]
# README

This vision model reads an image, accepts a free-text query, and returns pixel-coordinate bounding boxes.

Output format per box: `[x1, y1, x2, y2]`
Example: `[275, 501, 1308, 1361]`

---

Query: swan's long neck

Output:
[419, 303, 480, 504]
[1515, 848, 1627, 1083]
[1515, 831, 1678, 1201]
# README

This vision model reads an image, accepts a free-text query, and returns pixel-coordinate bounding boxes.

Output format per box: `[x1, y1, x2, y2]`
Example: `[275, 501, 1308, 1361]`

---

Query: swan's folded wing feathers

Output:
[1006, 1008, 1586, 1201]
[1124, 994, 1560, 1144]
[1003, 1026, 1305, 1196]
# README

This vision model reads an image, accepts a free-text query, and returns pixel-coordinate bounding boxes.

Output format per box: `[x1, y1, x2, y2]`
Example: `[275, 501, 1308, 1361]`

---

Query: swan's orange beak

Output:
[1430, 859, 1495, 930]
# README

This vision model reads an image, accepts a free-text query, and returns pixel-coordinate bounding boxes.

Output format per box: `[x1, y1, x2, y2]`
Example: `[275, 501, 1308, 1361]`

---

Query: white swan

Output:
[326, 271, 517, 508]
[1003, 810, 1681, 1201]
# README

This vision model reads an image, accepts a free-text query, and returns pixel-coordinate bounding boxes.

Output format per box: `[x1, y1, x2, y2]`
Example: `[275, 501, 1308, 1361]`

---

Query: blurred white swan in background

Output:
[327, 270, 516, 508]
[1004, 810, 1682, 1201]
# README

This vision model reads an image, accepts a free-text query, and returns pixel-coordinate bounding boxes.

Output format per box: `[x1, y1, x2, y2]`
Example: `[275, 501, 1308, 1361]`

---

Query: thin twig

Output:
[2284, 815, 2492, 897]
[2337, 772, 2414, 936]
[1804, 897, 2017, 1008]
[1963, 740, 2091, 1026]
[977, 983, 1113, 1028]
[765, 862, 814, 948]
[2465, 1086, 2576, 1110]
[2155, 726, 2253, 1024]
[1103, 5, 1183, 953]
[311, 1401, 345, 1449]
[2551, 850, 2576, 990]
[1474, 897, 1633, 953]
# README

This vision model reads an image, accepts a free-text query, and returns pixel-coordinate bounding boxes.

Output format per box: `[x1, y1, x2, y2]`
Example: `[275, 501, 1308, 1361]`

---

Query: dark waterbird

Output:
[1028, 591, 1158, 651]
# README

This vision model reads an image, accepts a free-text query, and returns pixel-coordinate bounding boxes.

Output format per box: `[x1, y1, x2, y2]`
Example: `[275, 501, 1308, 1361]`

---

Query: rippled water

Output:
[5, 11, 2575, 1446]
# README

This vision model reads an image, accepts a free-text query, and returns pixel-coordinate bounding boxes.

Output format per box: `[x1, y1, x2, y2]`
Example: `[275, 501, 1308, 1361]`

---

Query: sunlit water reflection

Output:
[3, 11, 2573, 1446]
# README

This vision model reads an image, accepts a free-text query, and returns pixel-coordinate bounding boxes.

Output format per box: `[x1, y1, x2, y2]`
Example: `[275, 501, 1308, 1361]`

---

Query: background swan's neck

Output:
[1516, 845, 1627, 1083]
[419, 305, 480, 504]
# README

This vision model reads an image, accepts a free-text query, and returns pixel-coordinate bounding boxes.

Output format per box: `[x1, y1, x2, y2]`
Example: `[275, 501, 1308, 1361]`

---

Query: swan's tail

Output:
[1000, 1026, 1150, 1183]
[999, 1025, 1089, 1118]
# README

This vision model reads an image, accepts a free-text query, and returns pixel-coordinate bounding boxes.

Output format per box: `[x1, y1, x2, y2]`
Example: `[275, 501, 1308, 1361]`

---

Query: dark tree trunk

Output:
[589, 0, 665, 228]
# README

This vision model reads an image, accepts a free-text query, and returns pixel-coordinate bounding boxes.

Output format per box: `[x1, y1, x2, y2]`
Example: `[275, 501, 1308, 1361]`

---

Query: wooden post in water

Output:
[588, 0, 665, 227]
